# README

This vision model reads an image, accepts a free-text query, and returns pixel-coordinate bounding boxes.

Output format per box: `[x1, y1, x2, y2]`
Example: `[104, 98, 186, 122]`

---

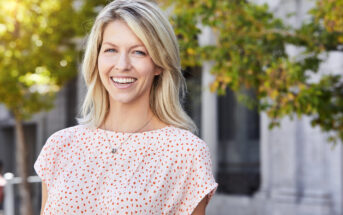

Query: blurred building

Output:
[203, 0, 343, 215]
[0, 77, 78, 215]
[0, 0, 342, 215]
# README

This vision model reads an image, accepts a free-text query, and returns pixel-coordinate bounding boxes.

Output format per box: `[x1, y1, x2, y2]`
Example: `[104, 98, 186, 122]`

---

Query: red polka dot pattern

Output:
[34, 124, 218, 214]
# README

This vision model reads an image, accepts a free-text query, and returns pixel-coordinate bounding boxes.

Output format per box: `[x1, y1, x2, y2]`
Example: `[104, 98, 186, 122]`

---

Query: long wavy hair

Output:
[78, 0, 197, 133]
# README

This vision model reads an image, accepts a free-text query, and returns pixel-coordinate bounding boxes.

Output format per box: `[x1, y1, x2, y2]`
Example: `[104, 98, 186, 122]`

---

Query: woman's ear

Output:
[154, 66, 162, 76]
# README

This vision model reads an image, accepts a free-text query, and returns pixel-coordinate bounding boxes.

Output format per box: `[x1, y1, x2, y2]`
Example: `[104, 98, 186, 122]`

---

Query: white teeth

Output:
[111, 77, 136, 84]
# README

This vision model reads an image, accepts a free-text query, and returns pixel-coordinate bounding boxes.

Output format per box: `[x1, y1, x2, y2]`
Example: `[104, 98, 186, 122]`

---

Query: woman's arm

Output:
[191, 195, 208, 215]
[40, 181, 48, 215]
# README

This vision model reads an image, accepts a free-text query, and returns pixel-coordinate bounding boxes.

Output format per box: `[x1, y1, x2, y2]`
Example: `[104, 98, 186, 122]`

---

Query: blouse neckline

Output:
[95, 124, 173, 135]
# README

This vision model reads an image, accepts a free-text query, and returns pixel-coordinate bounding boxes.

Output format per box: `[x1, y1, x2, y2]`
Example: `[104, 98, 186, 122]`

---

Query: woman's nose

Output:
[115, 52, 131, 71]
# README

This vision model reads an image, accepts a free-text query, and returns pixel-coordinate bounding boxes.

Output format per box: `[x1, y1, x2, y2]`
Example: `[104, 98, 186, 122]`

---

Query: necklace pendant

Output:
[111, 148, 117, 154]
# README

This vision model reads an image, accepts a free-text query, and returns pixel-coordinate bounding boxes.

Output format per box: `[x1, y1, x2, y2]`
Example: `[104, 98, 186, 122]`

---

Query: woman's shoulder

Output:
[168, 125, 204, 141]
[46, 124, 91, 142]
[166, 126, 208, 151]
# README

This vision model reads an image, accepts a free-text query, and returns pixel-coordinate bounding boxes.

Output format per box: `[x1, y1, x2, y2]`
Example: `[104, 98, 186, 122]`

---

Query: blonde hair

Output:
[79, 0, 197, 133]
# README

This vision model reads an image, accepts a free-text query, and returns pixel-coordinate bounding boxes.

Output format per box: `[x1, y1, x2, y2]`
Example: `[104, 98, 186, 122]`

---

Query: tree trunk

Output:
[14, 116, 33, 215]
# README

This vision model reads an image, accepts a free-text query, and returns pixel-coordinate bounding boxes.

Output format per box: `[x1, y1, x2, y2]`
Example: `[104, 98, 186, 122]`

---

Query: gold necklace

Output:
[102, 114, 154, 154]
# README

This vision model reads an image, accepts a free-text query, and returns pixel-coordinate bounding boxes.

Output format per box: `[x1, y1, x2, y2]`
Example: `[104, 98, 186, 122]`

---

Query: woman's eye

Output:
[133, 50, 146, 56]
[104, 48, 116, 53]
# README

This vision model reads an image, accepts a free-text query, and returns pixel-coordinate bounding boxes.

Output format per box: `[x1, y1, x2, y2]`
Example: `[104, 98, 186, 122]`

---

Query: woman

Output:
[34, 0, 218, 214]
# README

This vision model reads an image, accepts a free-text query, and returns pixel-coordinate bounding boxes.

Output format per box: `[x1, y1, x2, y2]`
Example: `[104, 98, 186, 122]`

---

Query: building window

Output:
[183, 67, 202, 134]
[217, 88, 260, 195]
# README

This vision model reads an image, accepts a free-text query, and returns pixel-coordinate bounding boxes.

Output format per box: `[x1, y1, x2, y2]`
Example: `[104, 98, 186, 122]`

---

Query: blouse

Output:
[34, 124, 218, 214]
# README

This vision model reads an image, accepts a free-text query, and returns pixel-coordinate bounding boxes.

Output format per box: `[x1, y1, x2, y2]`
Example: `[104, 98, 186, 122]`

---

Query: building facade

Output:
[205, 0, 343, 214]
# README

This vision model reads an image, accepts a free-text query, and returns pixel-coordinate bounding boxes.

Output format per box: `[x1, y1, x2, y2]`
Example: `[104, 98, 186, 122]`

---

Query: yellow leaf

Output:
[223, 76, 232, 83]
[287, 93, 295, 101]
[270, 90, 278, 99]
[187, 48, 195, 55]
[338, 36, 343, 43]
[210, 81, 219, 92]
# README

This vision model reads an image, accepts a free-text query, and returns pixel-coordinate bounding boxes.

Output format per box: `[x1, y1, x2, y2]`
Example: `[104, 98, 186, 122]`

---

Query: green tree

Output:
[160, 0, 343, 144]
[314, 0, 343, 33]
[0, 0, 106, 214]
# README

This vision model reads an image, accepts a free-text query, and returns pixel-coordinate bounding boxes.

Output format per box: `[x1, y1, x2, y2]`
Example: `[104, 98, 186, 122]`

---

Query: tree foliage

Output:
[160, 0, 343, 144]
[314, 0, 343, 33]
[0, 0, 108, 120]
[0, 0, 73, 119]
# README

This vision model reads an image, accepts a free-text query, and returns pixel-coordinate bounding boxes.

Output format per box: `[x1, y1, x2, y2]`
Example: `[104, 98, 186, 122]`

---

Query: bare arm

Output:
[191, 195, 208, 215]
[40, 181, 48, 215]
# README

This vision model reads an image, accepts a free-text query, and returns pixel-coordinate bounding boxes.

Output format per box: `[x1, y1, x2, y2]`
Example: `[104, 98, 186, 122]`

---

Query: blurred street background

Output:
[0, 0, 343, 214]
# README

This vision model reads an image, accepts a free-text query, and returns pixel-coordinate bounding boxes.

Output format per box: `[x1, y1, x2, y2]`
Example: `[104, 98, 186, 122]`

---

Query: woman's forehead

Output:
[102, 20, 145, 48]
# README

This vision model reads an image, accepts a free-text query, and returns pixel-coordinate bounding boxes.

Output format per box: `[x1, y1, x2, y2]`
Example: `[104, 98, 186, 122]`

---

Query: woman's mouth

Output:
[110, 77, 137, 89]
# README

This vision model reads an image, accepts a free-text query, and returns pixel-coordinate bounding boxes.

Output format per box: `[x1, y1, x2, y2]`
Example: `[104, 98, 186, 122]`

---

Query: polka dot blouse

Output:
[34, 124, 218, 214]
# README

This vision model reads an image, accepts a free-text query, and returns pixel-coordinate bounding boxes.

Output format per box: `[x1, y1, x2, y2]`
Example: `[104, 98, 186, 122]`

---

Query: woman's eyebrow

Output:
[102, 42, 144, 49]
[130, 44, 145, 49]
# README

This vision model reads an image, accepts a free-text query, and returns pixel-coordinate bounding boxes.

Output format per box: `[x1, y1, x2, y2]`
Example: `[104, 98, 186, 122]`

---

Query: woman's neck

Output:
[102, 100, 155, 133]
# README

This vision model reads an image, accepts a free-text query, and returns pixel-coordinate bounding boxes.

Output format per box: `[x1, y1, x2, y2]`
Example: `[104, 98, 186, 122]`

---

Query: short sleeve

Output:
[33, 134, 59, 190]
[182, 140, 218, 214]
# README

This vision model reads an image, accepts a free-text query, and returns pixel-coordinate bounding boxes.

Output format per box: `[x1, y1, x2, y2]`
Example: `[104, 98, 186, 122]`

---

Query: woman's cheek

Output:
[99, 55, 114, 70]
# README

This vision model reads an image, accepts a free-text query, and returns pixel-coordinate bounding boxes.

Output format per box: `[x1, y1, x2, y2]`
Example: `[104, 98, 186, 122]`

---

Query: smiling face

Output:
[97, 20, 161, 106]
